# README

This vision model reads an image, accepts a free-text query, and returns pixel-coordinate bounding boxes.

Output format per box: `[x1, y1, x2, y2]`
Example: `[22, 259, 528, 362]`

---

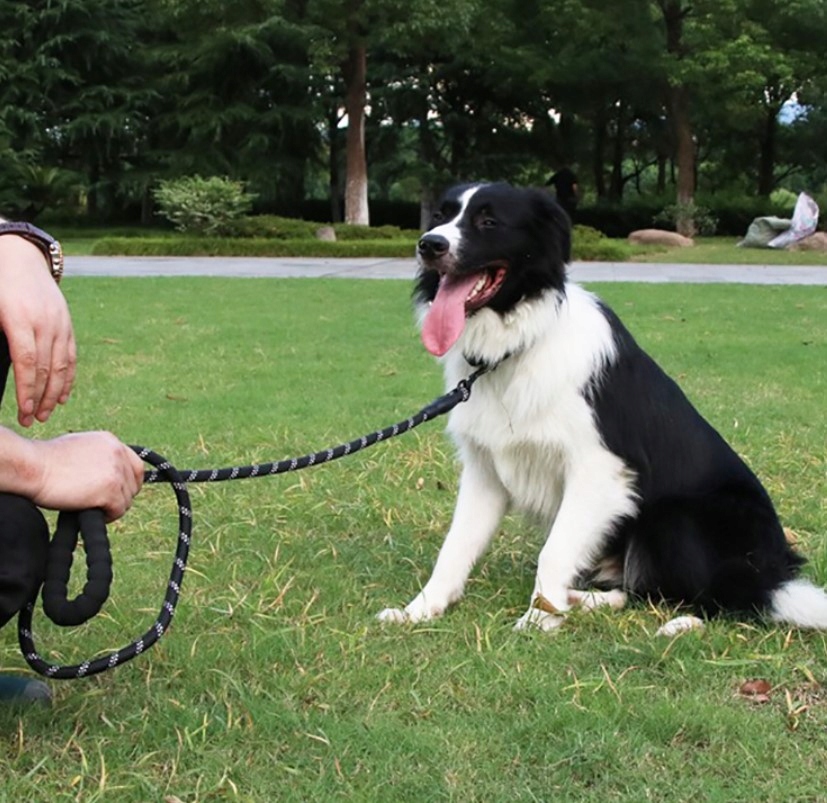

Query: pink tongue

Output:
[421, 272, 483, 356]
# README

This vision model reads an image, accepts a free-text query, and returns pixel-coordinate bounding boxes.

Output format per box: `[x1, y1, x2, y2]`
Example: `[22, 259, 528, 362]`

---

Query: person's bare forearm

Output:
[0, 426, 144, 521]
[0, 425, 40, 498]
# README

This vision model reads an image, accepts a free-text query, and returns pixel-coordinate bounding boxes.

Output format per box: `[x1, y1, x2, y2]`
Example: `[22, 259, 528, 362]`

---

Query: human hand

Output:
[0, 236, 77, 427]
[23, 432, 144, 523]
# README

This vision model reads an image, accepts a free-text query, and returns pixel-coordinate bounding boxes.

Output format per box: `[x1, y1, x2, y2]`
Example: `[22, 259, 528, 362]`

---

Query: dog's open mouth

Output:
[422, 263, 507, 357]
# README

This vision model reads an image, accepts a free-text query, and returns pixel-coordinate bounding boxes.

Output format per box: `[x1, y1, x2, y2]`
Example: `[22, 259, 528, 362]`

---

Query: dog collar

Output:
[463, 350, 512, 371]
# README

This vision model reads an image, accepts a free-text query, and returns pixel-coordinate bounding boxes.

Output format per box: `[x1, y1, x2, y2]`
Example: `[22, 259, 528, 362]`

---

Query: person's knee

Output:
[0, 493, 49, 627]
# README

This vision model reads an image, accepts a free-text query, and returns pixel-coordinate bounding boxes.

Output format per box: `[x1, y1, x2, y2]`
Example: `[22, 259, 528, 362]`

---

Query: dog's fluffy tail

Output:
[769, 578, 827, 629]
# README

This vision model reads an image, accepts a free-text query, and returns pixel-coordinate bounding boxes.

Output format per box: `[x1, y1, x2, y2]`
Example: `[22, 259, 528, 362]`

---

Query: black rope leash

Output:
[18, 368, 487, 679]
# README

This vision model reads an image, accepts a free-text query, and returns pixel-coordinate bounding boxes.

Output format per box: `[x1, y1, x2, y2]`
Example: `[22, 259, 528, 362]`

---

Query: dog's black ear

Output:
[531, 189, 572, 264]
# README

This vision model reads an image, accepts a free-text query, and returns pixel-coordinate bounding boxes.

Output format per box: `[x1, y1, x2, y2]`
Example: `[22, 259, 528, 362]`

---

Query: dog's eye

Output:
[431, 211, 445, 225]
[480, 217, 497, 230]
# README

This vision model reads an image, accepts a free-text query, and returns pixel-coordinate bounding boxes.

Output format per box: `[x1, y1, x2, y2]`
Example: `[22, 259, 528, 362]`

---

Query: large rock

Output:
[628, 229, 694, 247]
[791, 231, 827, 251]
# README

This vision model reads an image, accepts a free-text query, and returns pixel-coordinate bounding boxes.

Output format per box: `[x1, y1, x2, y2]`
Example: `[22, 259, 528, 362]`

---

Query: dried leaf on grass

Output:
[739, 678, 772, 703]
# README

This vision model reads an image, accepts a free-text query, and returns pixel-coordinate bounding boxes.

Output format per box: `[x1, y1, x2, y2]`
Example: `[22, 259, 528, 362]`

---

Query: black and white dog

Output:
[378, 181, 827, 635]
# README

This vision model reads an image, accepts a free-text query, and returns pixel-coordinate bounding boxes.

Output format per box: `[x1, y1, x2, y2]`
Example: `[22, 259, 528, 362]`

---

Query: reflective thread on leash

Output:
[18, 368, 488, 680]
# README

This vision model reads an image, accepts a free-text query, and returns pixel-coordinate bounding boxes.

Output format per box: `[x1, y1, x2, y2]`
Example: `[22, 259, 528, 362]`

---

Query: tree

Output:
[0, 0, 165, 219]
[306, 0, 485, 225]
[304, 0, 372, 224]
[655, 0, 695, 225]
[150, 0, 320, 213]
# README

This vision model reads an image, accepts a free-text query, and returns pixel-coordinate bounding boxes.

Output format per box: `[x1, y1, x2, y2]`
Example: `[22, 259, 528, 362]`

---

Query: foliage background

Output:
[1, 0, 826, 231]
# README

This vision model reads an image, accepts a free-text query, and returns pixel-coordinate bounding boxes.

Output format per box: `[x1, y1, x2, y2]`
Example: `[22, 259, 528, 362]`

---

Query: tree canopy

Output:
[1, 0, 825, 227]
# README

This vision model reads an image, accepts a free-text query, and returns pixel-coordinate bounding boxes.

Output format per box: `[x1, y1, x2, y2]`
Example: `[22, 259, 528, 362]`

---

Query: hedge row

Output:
[92, 237, 417, 258]
[92, 227, 632, 262]
[226, 215, 420, 241]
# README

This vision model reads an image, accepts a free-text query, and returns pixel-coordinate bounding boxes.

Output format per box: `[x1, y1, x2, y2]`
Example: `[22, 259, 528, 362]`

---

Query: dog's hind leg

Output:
[566, 588, 628, 611]
[378, 456, 509, 624]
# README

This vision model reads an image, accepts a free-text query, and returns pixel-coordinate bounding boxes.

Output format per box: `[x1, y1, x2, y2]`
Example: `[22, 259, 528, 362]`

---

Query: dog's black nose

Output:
[418, 233, 450, 259]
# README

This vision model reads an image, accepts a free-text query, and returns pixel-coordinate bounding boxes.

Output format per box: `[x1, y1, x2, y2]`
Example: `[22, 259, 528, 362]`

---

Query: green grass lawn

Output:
[1, 278, 826, 801]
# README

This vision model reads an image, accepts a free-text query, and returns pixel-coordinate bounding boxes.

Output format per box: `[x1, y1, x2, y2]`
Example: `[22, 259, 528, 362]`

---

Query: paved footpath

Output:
[67, 255, 827, 285]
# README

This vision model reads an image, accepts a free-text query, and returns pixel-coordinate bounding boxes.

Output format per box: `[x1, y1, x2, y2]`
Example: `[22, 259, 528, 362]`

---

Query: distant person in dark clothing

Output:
[546, 167, 579, 219]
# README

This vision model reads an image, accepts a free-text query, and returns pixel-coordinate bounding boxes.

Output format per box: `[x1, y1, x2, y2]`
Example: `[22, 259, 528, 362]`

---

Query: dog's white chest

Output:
[440, 282, 628, 521]
[447, 374, 596, 521]
[488, 440, 567, 520]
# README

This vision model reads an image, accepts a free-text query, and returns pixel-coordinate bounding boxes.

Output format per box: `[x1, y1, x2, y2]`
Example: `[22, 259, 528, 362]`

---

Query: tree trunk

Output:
[658, 0, 695, 235]
[608, 100, 626, 201]
[592, 111, 607, 200]
[141, 183, 154, 225]
[417, 108, 441, 230]
[656, 153, 667, 194]
[670, 85, 695, 209]
[327, 105, 343, 222]
[757, 108, 778, 197]
[341, 42, 369, 225]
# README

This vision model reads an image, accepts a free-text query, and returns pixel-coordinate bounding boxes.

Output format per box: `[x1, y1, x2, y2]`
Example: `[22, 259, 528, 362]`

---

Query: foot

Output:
[377, 586, 456, 624]
[655, 615, 705, 637]
[0, 674, 51, 706]
[513, 606, 566, 631]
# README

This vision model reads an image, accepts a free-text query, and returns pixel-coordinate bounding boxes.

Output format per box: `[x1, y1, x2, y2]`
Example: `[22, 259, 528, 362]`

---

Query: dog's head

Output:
[414, 182, 570, 357]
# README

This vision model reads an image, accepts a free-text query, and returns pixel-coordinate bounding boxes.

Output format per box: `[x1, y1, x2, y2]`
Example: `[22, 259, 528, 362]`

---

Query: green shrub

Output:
[654, 200, 719, 236]
[225, 215, 318, 239]
[224, 216, 419, 242]
[698, 193, 792, 236]
[333, 223, 419, 241]
[571, 223, 607, 244]
[153, 175, 255, 236]
[92, 228, 629, 261]
[572, 239, 631, 262]
[576, 199, 667, 237]
[91, 237, 416, 258]
[569, 224, 630, 260]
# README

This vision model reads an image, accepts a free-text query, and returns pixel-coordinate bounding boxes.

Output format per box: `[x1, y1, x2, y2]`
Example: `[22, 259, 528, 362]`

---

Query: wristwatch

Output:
[0, 220, 64, 284]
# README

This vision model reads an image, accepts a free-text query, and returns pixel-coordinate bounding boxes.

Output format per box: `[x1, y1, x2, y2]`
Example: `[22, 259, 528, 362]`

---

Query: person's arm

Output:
[0, 235, 76, 427]
[0, 426, 143, 522]
[0, 229, 143, 522]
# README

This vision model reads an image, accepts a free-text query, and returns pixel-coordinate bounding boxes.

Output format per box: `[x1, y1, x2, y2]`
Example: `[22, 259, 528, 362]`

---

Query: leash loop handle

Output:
[41, 509, 112, 627]
[18, 448, 192, 679]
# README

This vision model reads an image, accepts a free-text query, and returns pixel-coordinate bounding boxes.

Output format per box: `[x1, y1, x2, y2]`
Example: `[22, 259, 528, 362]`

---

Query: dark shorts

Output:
[0, 334, 49, 628]
[0, 495, 49, 628]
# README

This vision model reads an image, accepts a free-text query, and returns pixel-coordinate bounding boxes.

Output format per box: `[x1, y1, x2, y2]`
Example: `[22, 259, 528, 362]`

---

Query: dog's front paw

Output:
[514, 607, 565, 632]
[377, 591, 447, 625]
[377, 607, 410, 624]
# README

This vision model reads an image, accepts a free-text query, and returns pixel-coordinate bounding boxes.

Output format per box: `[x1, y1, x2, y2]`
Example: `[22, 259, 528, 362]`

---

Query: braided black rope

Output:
[18, 368, 486, 679]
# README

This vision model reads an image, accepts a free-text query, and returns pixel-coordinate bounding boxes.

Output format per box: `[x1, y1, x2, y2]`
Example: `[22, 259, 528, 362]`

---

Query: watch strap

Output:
[0, 221, 64, 284]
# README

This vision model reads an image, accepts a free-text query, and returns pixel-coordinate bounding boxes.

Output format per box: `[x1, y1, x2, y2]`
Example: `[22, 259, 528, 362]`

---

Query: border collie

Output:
[378, 181, 827, 634]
